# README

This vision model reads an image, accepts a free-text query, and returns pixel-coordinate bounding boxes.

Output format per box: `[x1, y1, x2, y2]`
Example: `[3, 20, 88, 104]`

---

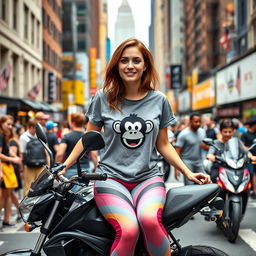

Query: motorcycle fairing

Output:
[48, 197, 115, 239]
[44, 230, 112, 256]
[0, 249, 32, 256]
[162, 184, 219, 229]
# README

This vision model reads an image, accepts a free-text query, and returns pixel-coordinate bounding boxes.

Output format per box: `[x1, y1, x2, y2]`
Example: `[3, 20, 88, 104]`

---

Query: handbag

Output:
[1, 162, 18, 188]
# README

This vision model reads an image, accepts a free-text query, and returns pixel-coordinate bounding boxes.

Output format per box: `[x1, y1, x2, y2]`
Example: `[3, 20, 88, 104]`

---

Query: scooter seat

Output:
[162, 183, 219, 228]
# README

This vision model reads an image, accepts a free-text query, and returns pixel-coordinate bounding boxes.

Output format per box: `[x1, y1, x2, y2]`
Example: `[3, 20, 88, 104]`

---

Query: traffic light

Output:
[48, 71, 56, 103]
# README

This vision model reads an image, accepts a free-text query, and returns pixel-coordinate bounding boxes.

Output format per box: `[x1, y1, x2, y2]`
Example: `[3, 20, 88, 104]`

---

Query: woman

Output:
[206, 119, 256, 183]
[60, 38, 211, 256]
[0, 115, 21, 227]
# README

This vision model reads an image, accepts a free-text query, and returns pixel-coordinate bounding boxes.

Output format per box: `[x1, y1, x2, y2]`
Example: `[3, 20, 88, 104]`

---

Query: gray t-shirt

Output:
[86, 89, 175, 182]
[175, 127, 206, 163]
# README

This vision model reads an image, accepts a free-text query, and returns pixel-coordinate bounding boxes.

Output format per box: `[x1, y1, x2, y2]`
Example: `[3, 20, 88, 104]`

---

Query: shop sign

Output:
[178, 90, 191, 112]
[192, 78, 215, 110]
[0, 104, 7, 117]
[90, 48, 97, 95]
[166, 90, 177, 114]
[216, 52, 256, 105]
[217, 107, 240, 117]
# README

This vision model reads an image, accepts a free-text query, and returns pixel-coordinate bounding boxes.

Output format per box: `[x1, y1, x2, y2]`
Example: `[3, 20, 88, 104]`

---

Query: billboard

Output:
[216, 52, 256, 105]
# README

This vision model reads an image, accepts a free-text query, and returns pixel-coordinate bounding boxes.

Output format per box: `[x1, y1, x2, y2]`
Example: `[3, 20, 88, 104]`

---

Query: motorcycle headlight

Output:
[19, 196, 41, 222]
[237, 158, 245, 169]
[226, 158, 237, 169]
[219, 170, 235, 193]
[238, 173, 250, 193]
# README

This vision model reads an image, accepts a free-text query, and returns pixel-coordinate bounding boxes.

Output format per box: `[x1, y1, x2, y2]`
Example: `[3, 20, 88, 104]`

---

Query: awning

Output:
[20, 99, 58, 112]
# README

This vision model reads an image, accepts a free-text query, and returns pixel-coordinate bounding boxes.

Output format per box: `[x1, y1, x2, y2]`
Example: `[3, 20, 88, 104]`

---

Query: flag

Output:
[0, 64, 11, 91]
[27, 81, 42, 99]
[219, 28, 231, 51]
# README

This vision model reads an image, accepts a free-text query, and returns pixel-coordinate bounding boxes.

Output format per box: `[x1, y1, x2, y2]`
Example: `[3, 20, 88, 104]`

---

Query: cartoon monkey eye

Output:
[125, 122, 133, 131]
[133, 122, 142, 131]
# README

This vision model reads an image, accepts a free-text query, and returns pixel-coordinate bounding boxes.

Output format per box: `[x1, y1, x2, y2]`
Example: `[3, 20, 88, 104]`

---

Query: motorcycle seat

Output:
[162, 183, 219, 228]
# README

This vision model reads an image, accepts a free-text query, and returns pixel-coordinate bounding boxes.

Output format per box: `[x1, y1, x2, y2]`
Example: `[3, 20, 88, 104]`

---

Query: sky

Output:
[107, 0, 151, 48]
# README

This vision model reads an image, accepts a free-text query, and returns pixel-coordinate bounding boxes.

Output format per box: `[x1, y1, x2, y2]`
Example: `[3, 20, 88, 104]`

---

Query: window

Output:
[76, 3, 86, 16]
[13, 0, 18, 30]
[77, 22, 86, 33]
[24, 5, 29, 40]
[77, 39, 86, 51]
[1, 0, 7, 22]
[31, 14, 35, 45]
[37, 21, 40, 48]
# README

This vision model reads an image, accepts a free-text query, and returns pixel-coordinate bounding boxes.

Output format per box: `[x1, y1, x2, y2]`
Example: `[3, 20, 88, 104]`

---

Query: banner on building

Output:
[90, 48, 97, 95]
[216, 52, 256, 105]
[0, 64, 11, 91]
[27, 81, 41, 100]
[192, 78, 215, 110]
[170, 65, 182, 90]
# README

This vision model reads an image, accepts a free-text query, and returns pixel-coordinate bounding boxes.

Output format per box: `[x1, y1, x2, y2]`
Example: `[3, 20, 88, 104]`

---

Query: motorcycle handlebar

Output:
[81, 173, 108, 181]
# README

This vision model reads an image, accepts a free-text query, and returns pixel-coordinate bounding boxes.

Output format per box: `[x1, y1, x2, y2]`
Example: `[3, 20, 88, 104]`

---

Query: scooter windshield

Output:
[224, 138, 240, 159]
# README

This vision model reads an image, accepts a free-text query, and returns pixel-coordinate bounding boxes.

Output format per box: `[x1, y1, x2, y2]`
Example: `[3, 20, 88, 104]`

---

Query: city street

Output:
[0, 172, 256, 256]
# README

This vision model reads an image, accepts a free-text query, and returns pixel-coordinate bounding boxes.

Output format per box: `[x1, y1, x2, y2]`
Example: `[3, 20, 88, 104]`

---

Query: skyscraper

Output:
[114, 0, 135, 51]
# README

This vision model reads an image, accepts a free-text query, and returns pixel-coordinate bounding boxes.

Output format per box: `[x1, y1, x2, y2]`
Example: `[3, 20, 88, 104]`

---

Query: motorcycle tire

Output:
[228, 202, 241, 243]
[172, 245, 229, 256]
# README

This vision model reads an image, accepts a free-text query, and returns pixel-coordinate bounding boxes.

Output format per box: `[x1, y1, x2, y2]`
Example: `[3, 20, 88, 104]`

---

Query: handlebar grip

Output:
[81, 173, 108, 181]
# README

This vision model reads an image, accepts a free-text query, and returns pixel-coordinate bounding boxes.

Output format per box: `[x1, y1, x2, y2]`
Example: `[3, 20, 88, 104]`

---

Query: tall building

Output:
[0, 0, 43, 117]
[248, 0, 256, 48]
[42, 0, 62, 105]
[184, 0, 226, 79]
[114, 0, 135, 51]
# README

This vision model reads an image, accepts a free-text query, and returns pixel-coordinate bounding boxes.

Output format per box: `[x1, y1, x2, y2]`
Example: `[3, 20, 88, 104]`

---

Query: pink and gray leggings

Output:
[94, 176, 171, 256]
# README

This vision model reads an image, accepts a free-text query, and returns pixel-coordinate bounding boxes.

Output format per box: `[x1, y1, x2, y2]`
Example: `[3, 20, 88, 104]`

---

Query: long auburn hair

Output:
[103, 38, 159, 111]
[0, 115, 14, 143]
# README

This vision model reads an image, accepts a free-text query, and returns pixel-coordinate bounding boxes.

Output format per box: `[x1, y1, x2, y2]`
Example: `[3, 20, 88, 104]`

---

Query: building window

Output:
[1, 0, 7, 22]
[77, 22, 86, 33]
[37, 21, 40, 48]
[76, 3, 86, 16]
[13, 0, 18, 30]
[24, 5, 29, 40]
[77, 39, 86, 51]
[31, 14, 35, 45]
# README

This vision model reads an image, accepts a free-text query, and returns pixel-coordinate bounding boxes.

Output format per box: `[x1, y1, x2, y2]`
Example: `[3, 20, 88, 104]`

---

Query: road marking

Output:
[0, 241, 4, 246]
[239, 229, 256, 252]
[248, 201, 256, 208]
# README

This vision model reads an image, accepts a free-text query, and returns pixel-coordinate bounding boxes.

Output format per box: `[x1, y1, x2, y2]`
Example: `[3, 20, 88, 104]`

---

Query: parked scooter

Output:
[202, 137, 256, 243]
[2, 124, 229, 256]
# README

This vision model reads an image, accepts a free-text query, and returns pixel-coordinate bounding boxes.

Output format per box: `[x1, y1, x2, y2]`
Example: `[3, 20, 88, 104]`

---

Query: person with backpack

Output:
[20, 118, 47, 196]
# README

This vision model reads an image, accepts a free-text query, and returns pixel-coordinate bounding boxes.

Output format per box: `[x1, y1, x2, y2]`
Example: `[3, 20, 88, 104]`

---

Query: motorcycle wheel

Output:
[228, 202, 241, 243]
[172, 245, 229, 256]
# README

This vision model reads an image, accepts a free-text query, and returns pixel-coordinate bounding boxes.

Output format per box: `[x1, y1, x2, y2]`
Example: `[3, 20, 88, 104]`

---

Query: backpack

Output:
[23, 137, 47, 168]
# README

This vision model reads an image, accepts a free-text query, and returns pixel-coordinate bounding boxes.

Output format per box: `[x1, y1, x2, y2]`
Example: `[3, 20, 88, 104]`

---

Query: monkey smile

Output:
[124, 138, 143, 148]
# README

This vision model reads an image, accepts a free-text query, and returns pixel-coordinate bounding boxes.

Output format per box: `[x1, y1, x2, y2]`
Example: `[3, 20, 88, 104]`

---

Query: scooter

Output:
[202, 137, 256, 243]
[1, 124, 228, 256]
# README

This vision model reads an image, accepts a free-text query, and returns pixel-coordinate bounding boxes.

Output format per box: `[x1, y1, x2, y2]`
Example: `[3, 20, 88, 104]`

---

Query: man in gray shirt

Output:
[175, 112, 208, 185]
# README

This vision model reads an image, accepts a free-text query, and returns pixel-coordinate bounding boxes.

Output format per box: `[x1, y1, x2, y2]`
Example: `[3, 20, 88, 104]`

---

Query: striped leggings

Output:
[94, 176, 171, 256]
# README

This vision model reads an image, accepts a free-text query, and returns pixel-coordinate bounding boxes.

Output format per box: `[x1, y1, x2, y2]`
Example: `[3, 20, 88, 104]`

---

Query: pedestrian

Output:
[59, 38, 211, 256]
[0, 115, 21, 227]
[206, 119, 256, 183]
[55, 113, 97, 177]
[20, 118, 46, 196]
[35, 112, 50, 129]
[203, 115, 220, 140]
[45, 120, 59, 161]
[241, 116, 256, 199]
[174, 112, 209, 185]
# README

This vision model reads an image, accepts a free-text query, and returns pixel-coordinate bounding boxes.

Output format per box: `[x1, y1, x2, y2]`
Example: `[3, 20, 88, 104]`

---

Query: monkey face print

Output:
[113, 114, 154, 149]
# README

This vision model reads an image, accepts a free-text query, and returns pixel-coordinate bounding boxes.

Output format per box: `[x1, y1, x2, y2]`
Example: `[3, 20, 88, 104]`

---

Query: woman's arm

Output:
[60, 121, 102, 175]
[156, 128, 211, 184]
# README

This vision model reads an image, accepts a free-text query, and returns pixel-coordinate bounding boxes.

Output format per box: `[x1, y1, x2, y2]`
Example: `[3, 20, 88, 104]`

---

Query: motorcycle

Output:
[202, 137, 256, 243]
[2, 124, 229, 256]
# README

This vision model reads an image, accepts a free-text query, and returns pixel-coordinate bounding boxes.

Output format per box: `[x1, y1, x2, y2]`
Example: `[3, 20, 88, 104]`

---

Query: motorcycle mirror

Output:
[81, 131, 105, 152]
[36, 123, 48, 144]
[36, 123, 54, 168]
[203, 138, 213, 146]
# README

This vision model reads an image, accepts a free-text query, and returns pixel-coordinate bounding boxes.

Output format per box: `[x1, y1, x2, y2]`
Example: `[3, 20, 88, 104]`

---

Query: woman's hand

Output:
[12, 156, 22, 165]
[186, 172, 212, 185]
[207, 154, 216, 162]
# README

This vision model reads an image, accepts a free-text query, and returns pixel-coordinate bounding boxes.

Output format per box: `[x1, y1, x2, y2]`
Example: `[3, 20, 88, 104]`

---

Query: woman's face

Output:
[221, 127, 233, 142]
[118, 46, 147, 85]
[2, 118, 13, 134]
